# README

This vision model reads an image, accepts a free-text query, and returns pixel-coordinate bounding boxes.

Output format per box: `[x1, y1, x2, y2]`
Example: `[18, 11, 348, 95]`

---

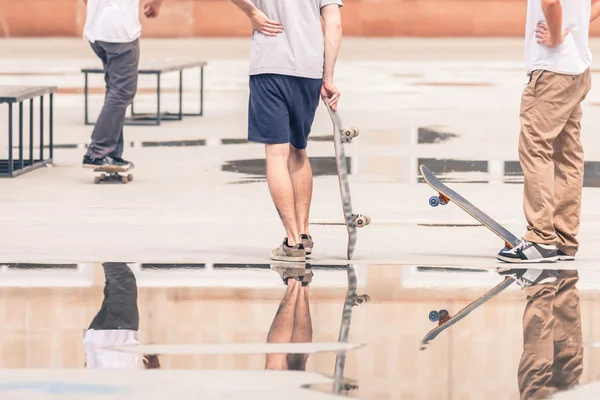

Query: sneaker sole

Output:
[496, 255, 559, 264]
[270, 254, 306, 262]
[558, 256, 575, 261]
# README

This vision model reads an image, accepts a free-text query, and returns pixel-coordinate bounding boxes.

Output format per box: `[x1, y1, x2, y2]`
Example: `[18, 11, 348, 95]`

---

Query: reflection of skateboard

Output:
[419, 276, 515, 350]
[333, 265, 369, 394]
[420, 164, 519, 248]
[93, 166, 134, 184]
[324, 100, 371, 260]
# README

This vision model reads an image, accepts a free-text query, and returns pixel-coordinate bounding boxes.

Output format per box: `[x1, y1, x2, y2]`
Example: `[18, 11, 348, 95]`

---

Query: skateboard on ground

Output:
[93, 165, 134, 184]
[324, 100, 371, 260]
[419, 275, 516, 350]
[420, 164, 519, 248]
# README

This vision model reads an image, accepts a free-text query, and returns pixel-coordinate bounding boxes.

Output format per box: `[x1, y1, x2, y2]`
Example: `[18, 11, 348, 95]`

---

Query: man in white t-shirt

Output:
[84, 262, 160, 369]
[498, 0, 600, 264]
[230, 0, 343, 262]
[81, 0, 163, 171]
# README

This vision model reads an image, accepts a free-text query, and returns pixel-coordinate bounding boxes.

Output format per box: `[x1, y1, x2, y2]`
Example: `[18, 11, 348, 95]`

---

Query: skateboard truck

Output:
[341, 126, 359, 142]
[429, 193, 449, 207]
[428, 309, 450, 326]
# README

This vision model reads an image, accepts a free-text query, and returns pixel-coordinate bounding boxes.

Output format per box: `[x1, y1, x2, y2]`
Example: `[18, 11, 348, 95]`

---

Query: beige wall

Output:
[2, 0, 600, 38]
[1, 265, 599, 399]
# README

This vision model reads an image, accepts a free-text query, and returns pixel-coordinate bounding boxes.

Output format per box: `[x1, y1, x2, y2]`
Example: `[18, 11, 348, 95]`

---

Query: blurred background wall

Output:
[3, 0, 600, 38]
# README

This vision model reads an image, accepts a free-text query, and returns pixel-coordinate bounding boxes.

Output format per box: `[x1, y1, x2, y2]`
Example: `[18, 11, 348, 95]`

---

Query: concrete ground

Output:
[1, 38, 600, 269]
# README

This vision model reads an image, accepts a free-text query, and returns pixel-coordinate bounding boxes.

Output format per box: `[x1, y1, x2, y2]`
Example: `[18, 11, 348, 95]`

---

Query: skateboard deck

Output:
[419, 276, 516, 350]
[93, 165, 134, 184]
[420, 164, 519, 248]
[324, 100, 370, 260]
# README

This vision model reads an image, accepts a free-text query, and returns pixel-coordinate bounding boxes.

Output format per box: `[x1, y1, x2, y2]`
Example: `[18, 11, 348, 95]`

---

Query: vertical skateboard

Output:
[93, 165, 134, 184]
[333, 264, 370, 394]
[420, 164, 519, 248]
[419, 276, 515, 350]
[324, 100, 371, 260]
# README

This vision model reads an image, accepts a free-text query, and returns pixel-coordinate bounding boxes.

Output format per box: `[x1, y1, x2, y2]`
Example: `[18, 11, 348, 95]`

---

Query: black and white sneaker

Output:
[496, 238, 558, 263]
[497, 268, 558, 288]
[557, 250, 575, 261]
[111, 157, 135, 169]
[82, 155, 131, 170]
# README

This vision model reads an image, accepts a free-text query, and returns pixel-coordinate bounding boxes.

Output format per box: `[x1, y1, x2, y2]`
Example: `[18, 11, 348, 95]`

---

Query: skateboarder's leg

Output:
[520, 71, 580, 247]
[517, 281, 558, 400]
[85, 39, 139, 165]
[266, 143, 301, 245]
[289, 146, 313, 236]
[265, 279, 301, 370]
[551, 271, 583, 391]
[288, 76, 321, 253]
[551, 69, 591, 258]
[287, 273, 313, 370]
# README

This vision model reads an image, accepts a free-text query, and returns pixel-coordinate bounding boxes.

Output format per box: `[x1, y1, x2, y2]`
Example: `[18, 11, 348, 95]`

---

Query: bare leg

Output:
[289, 146, 313, 235]
[287, 284, 312, 370]
[266, 144, 300, 245]
[265, 279, 301, 370]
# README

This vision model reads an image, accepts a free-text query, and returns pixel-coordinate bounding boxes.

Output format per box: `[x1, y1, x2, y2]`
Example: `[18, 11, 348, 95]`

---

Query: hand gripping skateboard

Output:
[419, 164, 519, 248]
[419, 276, 515, 350]
[93, 165, 134, 184]
[324, 100, 371, 260]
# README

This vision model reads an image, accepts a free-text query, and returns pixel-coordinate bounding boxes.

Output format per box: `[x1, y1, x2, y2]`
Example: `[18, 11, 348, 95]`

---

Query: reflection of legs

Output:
[518, 282, 558, 400]
[265, 279, 300, 370]
[287, 283, 312, 371]
[552, 271, 583, 391]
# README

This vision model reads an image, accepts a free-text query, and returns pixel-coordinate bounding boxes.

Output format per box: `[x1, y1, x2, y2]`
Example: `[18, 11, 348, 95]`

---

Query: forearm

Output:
[322, 8, 342, 83]
[541, 0, 563, 45]
[592, 0, 600, 23]
[230, 0, 258, 17]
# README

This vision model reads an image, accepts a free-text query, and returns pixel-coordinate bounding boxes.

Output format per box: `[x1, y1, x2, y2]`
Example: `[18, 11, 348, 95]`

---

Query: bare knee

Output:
[266, 143, 290, 159]
[289, 146, 307, 163]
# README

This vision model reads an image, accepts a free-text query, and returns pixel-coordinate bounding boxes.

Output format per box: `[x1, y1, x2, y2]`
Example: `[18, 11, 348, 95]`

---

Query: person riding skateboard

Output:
[230, 0, 343, 262]
[81, 0, 163, 170]
[498, 0, 600, 263]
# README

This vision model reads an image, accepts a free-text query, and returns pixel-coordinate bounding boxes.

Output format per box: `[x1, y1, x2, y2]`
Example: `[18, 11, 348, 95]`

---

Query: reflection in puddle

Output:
[222, 157, 350, 183]
[420, 158, 600, 187]
[2, 262, 599, 399]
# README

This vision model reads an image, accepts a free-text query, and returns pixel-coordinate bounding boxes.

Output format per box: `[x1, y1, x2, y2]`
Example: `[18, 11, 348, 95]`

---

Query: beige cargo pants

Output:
[519, 68, 592, 256]
[518, 270, 582, 399]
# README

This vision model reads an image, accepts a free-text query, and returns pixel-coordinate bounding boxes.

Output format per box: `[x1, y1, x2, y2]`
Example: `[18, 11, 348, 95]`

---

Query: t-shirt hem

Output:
[249, 68, 323, 80]
[527, 64, 591, 76]
[83, 33, 141, 44]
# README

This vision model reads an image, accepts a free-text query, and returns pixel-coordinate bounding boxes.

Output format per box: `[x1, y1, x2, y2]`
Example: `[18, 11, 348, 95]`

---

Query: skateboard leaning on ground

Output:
[324, 100, 371, 260]
[93, 165, 134, 184]
[419, 275, 516, 350]
[419, 164, 519, 248]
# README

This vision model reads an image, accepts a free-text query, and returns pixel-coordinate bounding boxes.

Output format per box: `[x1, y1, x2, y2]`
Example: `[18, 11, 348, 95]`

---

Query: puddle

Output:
[420, 158, 600, 187]
[222, 157, 350, 183]
[0, 262, 599, 398]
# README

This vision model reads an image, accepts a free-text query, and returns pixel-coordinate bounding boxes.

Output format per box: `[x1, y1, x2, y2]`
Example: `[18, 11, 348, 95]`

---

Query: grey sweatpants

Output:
[86, 39, 140, 159]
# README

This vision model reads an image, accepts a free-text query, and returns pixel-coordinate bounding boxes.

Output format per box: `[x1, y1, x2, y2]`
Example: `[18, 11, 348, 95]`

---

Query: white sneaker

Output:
[497, 238, 558, 263]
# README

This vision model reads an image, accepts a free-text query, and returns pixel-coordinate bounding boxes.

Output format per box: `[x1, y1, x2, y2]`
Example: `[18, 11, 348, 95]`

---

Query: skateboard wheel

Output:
[100, 173, 106, 179]
[439, 309, 449, 320]
[429, 310, 439, 322]
[365, 215, 372, 225]
[127, 174, 133, 182]
[354, 294, 371, 306]
[350, 126, 360, 138]
[121, 176, 128, 184]
[355, 215, 369, 227]
[94, 177, 101, 184]
[429, 196, 440, 207]
[342, 128, 354, 140]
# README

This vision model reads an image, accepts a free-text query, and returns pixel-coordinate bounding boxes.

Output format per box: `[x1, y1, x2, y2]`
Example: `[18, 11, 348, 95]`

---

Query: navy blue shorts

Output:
[248, 74, 322, 150]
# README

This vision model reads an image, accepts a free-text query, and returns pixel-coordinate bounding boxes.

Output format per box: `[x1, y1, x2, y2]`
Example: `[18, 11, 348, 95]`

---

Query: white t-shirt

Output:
[83, 0, 141, 43]
[84, 329, 140, 369]
[249, 0, 344, 79]
[525, 0, 592, 75]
